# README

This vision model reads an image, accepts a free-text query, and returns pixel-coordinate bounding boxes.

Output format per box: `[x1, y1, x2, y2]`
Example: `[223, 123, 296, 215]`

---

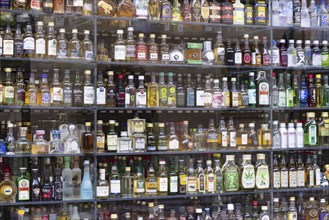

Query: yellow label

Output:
[180, 174, 187, 185]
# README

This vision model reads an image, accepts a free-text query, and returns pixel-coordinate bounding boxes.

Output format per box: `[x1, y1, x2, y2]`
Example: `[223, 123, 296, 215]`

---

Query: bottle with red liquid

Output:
[279, 39, 288, 66]
[307, 74, 316, 107]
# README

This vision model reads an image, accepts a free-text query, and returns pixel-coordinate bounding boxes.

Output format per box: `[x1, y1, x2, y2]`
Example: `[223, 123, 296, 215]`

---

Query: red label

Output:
[244, 53, 251, 63]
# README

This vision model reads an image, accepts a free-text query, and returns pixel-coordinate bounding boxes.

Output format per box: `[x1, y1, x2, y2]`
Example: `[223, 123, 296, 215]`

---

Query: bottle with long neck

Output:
[14, 24, 23, 58]
[81, 160, 93, 199]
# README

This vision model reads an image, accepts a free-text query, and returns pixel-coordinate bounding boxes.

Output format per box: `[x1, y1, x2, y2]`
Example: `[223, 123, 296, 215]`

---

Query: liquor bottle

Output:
[221, 77, 229, 107]
[305, 155, 314, 187]
[157, 123, 167, 151]
[209, 0, 221, 23]
[0, 172, 17, 202]
[83, 70, 94, 106]
[37, 73, 50, 106]
[31, 169, 41, 201]
[213, 31, 225, 65]
[63, 70, 72, 106]
[145, 163, 157, 196]
[222, 155, 239, 192]
[306, 197, 319, 219]
[195, 160, 205, 194]
[168, 123, 179, 150]
[81, 160, 93, 199]
[62, 157, 73, 200]
[304, 112, 317, 146]
[53, 168, 63, 201]
[22, 23, 35, 58]
[196, 74, 205, 107]
[49, 130, 63, 153]
[236, 123, 247, 148]
[287, 40, 297, 67]
[125, 75, 136, 107]
[57, 29, 68, 59]
[160, 35, 170, 64]
[205, 119, 217, 149]
[201, 0, 209, 22]
[191, 0, 202, 22]
[41, 169, 52, 201]
[288, 154, 297, 188]
[159, 72, 168, 107]
[231, 77, 240, 107]
[166, 72, 176, 107]
[72, 72, 83, 106]
[133, 167, 145, 197]
[255, 153, 269, 189]
[279, 39, 288, 66]
[117, 0, 136, 17]
[210, 79, 221, 108]
[242, 34, 251, 65]
[3, 24, 14, 57]
[17, 167, 30, 202]
[31, 0, 42, 11]
[70, 157, 81, 200]
[247, 123, 258, 147]
[82, 122, 94, 153]
[226, 39, 235, 65]
[315, 74, 323, 107]
[240, 154, 255, 191]
[14, 24, 23, 58]
[202, 41, 215, 65]
[136, 76, 147, 107]
[97, 169, 109, 200]
[125, 27, 136, 62]
[312, 154, 321, 186]
[106, 120, 118, 152]
[186, 159, 197, 194]
[308, 0, 318, 27]
[246, 72, 256, 107]
[297, 155, 305, 187]
[14, 69, 25, 105]
[110, 164, 121, 197]
[50, 69, 63, 106]
[31, 130, 48, 154]
[256, 71, 269, 107]
[82, 30, 93, 60]
[233, 0, 244, 24]
[121, 167, 133, 198]
[148, 0, 160, 20]
[293, 0, 301, 26]
[68, 29, 81, 59]
[286, 73, 294, 107]
[186, 74, 195, 107]
[136, 33, 148, 62]
[312, 41, 322, 66]
[2, 68, 14, 105]
[183, 0, 192, 21]
[321, 40, 329, 67]
[272, 155, 281, 189]
[202, 76, 211, 107]
[96, 120, 105, 153]
[318, 0, 328, 27]
[107, 71, 116, 107]
[35, 22, 46, 58]
[15, 127, 31, 153]
[5, 122, 15, 153]
[252, 36, 261, 66]
[234, 39, 242, 65]
[176, 74, 185, 107]
[221, 0, 233, 24]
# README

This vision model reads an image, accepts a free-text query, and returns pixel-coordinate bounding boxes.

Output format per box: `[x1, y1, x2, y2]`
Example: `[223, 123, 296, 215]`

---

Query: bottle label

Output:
[52, 87, 63, 102]
[309, 170, 314, 186]
[241, 164, 255, 189]
[258, 82, 269, 105]
[234, 52, 242, 64]
[41, 187, 52, 199]
[135, 0, 148, 18]
[136, 91, 147, 107]
[73, 0, 83, 6]
[256, 165, 269, 189]
[187, 177, 197, 192]
[18, 179, 30, 200]
[73, 89, 83, 104]
[97, 86, 106, 105]
[196, 90, 205, 106]
[31, 0, 42, 9]
[53, 182, 63, 200]
[221, 5, 233, 23]
[233, 6, 244, 24]
[126, 45, 136, 58]
[83, 2, 92, 11]
[231, 92, 239, 107]
[224, 167, 239, 191]
[146, 181, 157, 193]
[110, 180, 121, 194]
[319, 213, 329, 220]
[4, 86, 14, 99]
[170, 176, 178, 193]
[107, 135, 118, 151]
[271, 49, 280, 64]
[14, 41, 23, 56]
[48, 39, 57, 56]
[241, 134, 248, 145]
[197, 173, 205, 192]
[307, 208, 318, 219]
[273, 171, 280, 188]
[114, 45, 126, 61]
[97, 186, 109, 197]
[309, 125, 317, 145]
[157, 177, 168, 192]
[243, 53, 251, 64]
[3, 40, 14, 55]
[289, 171, 297, 187]
[97, 136, 105, 148]
[212, 92, 222, 108]
[169, 139, 179, 150]
[221, 131, 228, 147]
[312, 53, 322, 66]
[136, 45, 147, 61]
[245, 6, 253, 23]
[135, 137, 146, 150]
[315, 168, 321, 186]
[36, 38, 46, 55]
[248, 89, 256, 104]
[23, 37, 35, 50]
[204, 92, 212, 105]
[42, 92, 51, 104]
[229, 131, 236, 147]
[223, 92, 230, 107]
[83, 86, 94, 104]
[297, 170, 305, 187]
[255, 4, 267, 24]
[84, 50, 93, 60]
[281, 170, 288, 187]
[206, 173, 215, 192]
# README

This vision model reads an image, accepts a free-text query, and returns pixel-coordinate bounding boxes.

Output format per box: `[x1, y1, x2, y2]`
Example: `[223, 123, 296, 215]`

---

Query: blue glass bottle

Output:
[299, 75, 308, 107]
[80, 160, 93, 199]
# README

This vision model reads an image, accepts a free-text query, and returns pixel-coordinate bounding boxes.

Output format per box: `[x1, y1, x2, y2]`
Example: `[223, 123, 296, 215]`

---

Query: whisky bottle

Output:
[218, 117, 228, 147]
[97, 169, 109, 199]
[57, 29, 68, 59]
[228, 117, 236, 147]
[63, 70, 72, 106]
[22, 23, 35, 58]
[191, 0, 202, 22]
[147, 73, 159, 107]
[46, 22, 57, 58]
[196, 160, 205, 194]
[148, 34, 159, 63]
[121, 167, 133, 198]
[230, 77, 240, 107]
[196, 74, 204, 107]
[244, 0, 253, 24]
[145, 163, 157, 196]
[110, 165, 121, 197]
[306, 197, 319, 219]
[14, 24, 23, 58]
[2, 68, 14, 105]
[168, 161, 178, 195]
[135, 0, 149, 19]
[35, 22, 46, 58]
[125, 75, 136, 107]
[236, 123, 248, 148]
[38, 74, 51, 106]
[15, 127, 31, 153]
[247, 123, 258, 147]
[186, 74, 195, 107]
[226, 39, 234, 65]
[133, 167, 145, 197]
[205, 160, 215, 193]
[50, 69, 63, 106]
[136, 33, 148, 62]
[136, 75, 147, 107]
[160, 35, 170, 64]
[206, 119, 218, 149]
[82, 30, 93, 60]
[157, 160, 168, 195]
[107, 120, 118, 152]
[107, 71, 116, 107]
[146, 123, 156, 151]
[234, 39, 242, 65]
[126, 27, 136, 62]
[176, 74, 185, 107]
[222, 77, 230, 107]
[114, 30, 126, 62]
[96, 120, 105, 152]
[73, 72, 83, 106]
[25, 73, 38, 106]
[117, 74, 125, 107]
[204, 76, 212, 107]
[194, 124, 206, 150]
[68, 29, 81, 59]
[251, 36, 261, 66]
[83, 70, 94, 105]
[187, 159, 197, 194]
[96, 74, 106, 106]
[280, 154, 288, 188]
[149, 0, 160, 20]
[82, 122, 94, 153]
[82, 0, 93, 15]
[288, 154, 297, 188]
[3, 24, 14, 57]
[97, 0, 116, 16]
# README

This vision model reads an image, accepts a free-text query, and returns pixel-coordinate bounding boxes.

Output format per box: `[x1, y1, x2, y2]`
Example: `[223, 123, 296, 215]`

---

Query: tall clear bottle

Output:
[46, 22, 57, 58]
[82, 30, 93, 60]
[69, 29, 81, 59]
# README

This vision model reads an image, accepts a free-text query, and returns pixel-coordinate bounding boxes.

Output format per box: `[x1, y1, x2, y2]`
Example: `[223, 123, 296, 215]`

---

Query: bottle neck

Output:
[84, 33, 90, 41]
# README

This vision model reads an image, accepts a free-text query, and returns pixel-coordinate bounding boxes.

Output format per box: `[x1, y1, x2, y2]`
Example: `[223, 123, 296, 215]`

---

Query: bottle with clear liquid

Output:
[278, 73, 286, 107]
[136, 75, 147, 108]
[69, 29, 81, 59]
[308, 0, 318, 27]
[286, 73, 294, 107]
[167, 72, 177, 107]
[82, 30, 93, 61]
[318, 0, 328, 27]
[62, 157, 73, 200]
[57, 29, 68, 59]
[81, 160, 93, 199]
[287, 40, 297, 67]
[300, 0, 310, 27]
[272, 72, 279, 107]
[35, 22, 46, 58]
[121, 167, 133, 198]
[222, 155, 239, 192]
[296, 40, 305, 66]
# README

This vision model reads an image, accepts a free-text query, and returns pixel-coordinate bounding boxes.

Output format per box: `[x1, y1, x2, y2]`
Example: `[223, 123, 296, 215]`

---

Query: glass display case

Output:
[1, 0, 329, 219]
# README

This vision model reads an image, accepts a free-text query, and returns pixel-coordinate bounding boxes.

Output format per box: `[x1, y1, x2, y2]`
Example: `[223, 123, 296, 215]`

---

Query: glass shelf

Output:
[0, 199, 95, 206]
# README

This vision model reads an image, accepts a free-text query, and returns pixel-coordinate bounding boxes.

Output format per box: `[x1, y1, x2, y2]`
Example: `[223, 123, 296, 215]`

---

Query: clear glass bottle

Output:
[110, 164, 121, 197]
[83, 70, 94, 106]
[114, 30, 126, 62]
[3, 24, 14, 57]
[222, 155, 239, 192]
[82, 30, 93, 60]
[35, 21, 46, 58]
[136, 75, 147, 108]
[14, 24, 23, 58]
[68, 29, 81, 59]
[122, 167, 133, 198]
[126, 27, 136, 62]
[57, 29, 68, 59]
[167, 72, 177, 107]
[240, 154, 255, 191]
[15, 127, 31, 154]
[255, 153, 269, 189]
[168, 123, 179, 151]
[63, 70, 72, 106]
[80, 160, 93, 199]
[206, 119, 218, 149]
[31, 130, 49, 154]
[49, 130, 63, 153]
[50, 69, 63, 106]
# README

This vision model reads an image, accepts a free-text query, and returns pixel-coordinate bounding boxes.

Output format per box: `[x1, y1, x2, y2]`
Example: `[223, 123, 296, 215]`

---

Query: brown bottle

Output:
[242, 34, 251, 65]
[82, 122, 94, 153]
[97, 0, 116, 16]
[116, 0, 136, 17]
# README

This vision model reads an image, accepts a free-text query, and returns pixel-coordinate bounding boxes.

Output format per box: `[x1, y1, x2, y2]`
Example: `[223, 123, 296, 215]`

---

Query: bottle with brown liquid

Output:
[82, 122, 94, 153]
[97, 0, 116, 16]
[116, 0, 136, 17]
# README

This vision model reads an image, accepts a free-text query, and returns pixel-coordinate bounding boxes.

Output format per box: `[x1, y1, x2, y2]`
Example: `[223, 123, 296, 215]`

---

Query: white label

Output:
[242, 165, 255, 189]
[73, 0, 83, 6]
[83, 3, 92, 10]
[235, 52, 242, 64]
[271, 49, 280, 64]
[84, 86, 94, 104]
[196, 91, 205, 106]
[97, 87, 106, 105]
[273, 171, 280, 188]
[0, 36, 2, 55]
[297, 170, 305, 187]
[3, 40, 14, 55]
[315, 168, 321, 186]
[288, 129, 296, 148]
[107, 135, 118, 151]
[136, 91, 146, 106]
[241, 134, 248, 145]
[281, 170, 288, 187]
[169, 139, 179, 150]
[170, 176, 178, 193]
[289, 171, 297, 187]
[204, 92, 212, 105]
[23, 37, 35, 50]
[248, 89, 256, 104]
[114, 45, 126, 60]
[296, 130, 304, 148]
[96, 186, 109, 197]
[110, 180, 121, 193]
[309, 170, 314, 186]
[4, 86, 14, 98]
[125, 93, 130, 105]
[158, 177, 168, 192]
[231, 92, 239, 107]
[162, 54, 170, 60]
[206, 174, 215, 192]
[150, 53, 158, 60]
[312, 54, 322, 66]
[229, 131, 236, 147]
[85, 51, 93, 60]
[135, 137, 145, 150]
[221, 131, 228, 147]
[48, 39, 57, 56]
[138, 52, 146, 59]
[36, 39, 46, 54]
[280, 129, 288, 148]
[256, 165, 269, 189]
[52, 87, 63, 102]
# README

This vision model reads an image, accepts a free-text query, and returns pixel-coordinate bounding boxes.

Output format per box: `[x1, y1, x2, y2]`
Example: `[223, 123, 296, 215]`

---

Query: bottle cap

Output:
[289, 39, 294, 43]
[121, 131, 128, 136]
[196, 208, 202, 213]
[84, 160, 90, 165]
[227, 204, 234, 211]
[206, 160, 211, 165]
[147, 123, 153, 128]
[244, 34, 249, 38]
[305, 40, 311, 44]
[72, 29, 78, 33]
[296, 40, 302, 44]
[249, 123, 255, 127]
[261, 206, 268, 211]
[168, 72, 173, 77]
[59, 28, 65, 33]
[36, 130, 45, 135]
[161, 34, 167, 39]
[226, 155, 235, 160]
[253, 36, 259, 40]
[257, 153, 265, 160]
[231, 77, 236, 82]
[310, 197, 315, 201]
[128, 75, 134, 79]
[249, 72, 255, 76]
[84, 30, 90, 34]
[125, 167, 131, 171]
[280, 39, 285, 43]
[99, 169, 105, 173]
[18, 210, 25, 215]
[159, 160, 166, 165]
[316, 74, 321, 79]
[158, 204, 164, 209]
[159, 123, 165, 127]
[7, 122, 13, 128]
[243, 154, 252, 160]
[280, 123, 286, 127]
[222, 77, 227, 81]
[148, 202, 154, 207]
[307, 112, 315, 118]
[273, 198, 279, 202]
[320, 198, 326, 203]
[290, 197, 295, 201]
[111, 214, 118, 218]
[288, 123, 294, 127]
[323, 40, 328, 44]
[322, 112, 328, 118]
[296, 122, 302, 127]
[314, 40, 319, 44]
[97, 120, 103, 125]
[109, 120, 116, 124]
[107, 71, 114, 76]
[127, 27, 134, 31]
[117, 30, 123, 34]
[214, 79, 219, 83]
